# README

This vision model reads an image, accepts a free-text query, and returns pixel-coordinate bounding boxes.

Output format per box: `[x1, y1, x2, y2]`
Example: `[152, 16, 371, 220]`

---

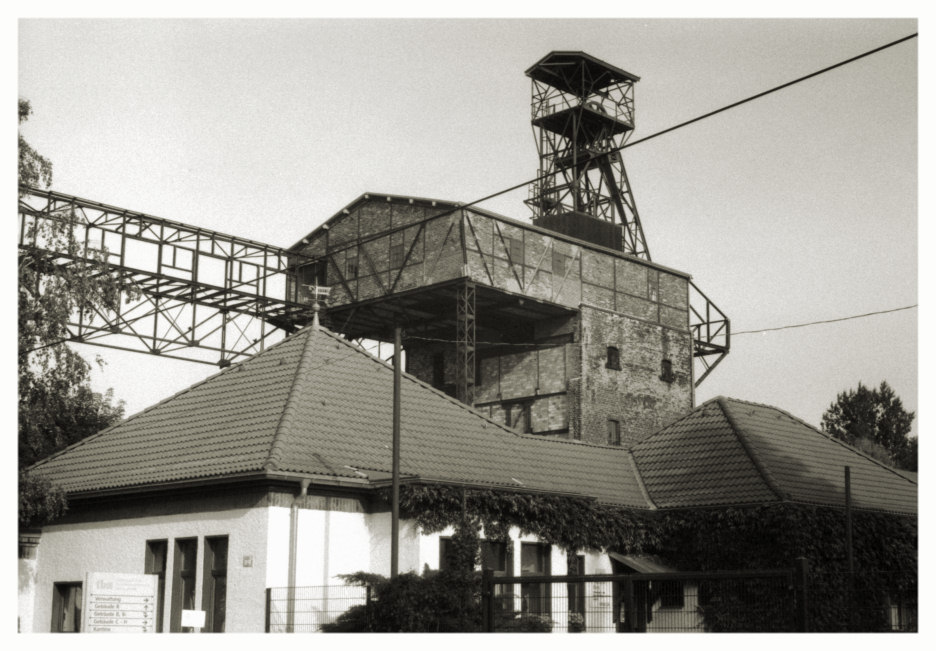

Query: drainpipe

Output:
[287, 479, 310, 632]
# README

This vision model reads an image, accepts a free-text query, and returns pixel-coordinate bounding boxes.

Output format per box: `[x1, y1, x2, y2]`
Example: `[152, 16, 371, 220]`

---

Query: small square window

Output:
[345, 260, 358, 279]
[660, 359, 675, 383]
[606, 346, 621, 370]
[552, 250, 569, 277]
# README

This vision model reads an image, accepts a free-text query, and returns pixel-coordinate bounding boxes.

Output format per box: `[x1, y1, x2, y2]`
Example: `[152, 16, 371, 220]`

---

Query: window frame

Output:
[170, 537, 198, 633]
[145, 539, 168, 632]
[51, 581, 83, 633]
[606, 346, 621, 370]
[202, 535, 228, 633]
[607, 419, 621, 446]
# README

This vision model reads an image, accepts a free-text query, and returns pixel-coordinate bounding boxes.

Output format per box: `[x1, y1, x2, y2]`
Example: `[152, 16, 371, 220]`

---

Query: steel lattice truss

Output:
[689, 280, 730, 387]
[19, 186, 315, 367]
[525, 52, 651, 260]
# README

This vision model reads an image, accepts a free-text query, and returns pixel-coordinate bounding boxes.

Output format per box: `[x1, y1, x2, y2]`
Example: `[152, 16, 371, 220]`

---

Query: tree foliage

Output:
[821, 381, 916, 471]
[18, 99, 128, 525]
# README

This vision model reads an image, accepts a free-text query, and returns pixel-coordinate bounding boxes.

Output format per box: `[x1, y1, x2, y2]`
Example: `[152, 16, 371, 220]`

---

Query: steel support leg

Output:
[455, 281, 476, 405]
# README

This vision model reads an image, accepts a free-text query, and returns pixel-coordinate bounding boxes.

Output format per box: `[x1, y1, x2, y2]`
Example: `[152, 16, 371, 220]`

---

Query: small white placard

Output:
[181, 609, 206, 628]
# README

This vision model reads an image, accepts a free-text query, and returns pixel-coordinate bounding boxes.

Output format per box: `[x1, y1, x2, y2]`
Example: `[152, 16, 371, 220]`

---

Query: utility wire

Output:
[733, 304, 916, 336]
[441, 32, 918, 217]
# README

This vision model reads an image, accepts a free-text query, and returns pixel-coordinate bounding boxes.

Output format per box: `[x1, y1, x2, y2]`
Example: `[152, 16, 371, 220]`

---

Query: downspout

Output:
[286, 478, 310, 633]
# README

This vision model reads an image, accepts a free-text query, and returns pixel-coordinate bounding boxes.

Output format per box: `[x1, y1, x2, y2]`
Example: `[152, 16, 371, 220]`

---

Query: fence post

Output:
[482, 569, 494, 632]
[794, 557, 809, 633]
[365, 584, 372, 632]
[265, 588, 271, 633]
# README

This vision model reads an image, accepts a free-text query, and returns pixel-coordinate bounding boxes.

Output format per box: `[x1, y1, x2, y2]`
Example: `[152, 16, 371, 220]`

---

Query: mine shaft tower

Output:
[526, 52, 651, 260]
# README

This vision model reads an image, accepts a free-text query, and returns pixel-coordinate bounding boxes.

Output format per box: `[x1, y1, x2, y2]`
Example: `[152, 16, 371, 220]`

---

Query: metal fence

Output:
[265, 584, 369, 632]
[806, 570, 917, 632]
[482, 568, 802, 632]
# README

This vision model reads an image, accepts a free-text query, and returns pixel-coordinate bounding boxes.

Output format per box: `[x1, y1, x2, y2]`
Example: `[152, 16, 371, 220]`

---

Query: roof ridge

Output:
[265, 326, 321, 471]
[720, 397, 918, 486]
[716, 397, 789, 502]
[27, 329, 306, 472]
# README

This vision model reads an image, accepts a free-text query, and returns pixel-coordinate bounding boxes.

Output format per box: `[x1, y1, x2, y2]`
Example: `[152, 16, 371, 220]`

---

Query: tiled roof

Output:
[30, 330, 916, 516]
[30, 325, 650, 508]
[632, 397, 917, 515]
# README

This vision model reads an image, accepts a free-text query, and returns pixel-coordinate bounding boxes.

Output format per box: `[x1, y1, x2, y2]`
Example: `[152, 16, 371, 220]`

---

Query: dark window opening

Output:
[660, 359, 675, 383]
[608, 419, 621, 446]
[389, 243, 404, 268]
[170, 538, 198, 633]
[481, 541, 508, 574]
[145, 540, 168, 632]
[345, 259, 358, 279]
[509, 402, 533, 434]
[300, 262, 326, 288]
[203, 536, 228, 633]
[657, 580, 685, 609]
[51, 582, 82, 633]
[520, 543, 551, 616]
[606, 346, 621, 370]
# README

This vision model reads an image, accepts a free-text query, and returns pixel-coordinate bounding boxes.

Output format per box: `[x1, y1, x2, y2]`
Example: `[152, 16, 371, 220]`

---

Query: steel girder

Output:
[18, 186, 315, 367]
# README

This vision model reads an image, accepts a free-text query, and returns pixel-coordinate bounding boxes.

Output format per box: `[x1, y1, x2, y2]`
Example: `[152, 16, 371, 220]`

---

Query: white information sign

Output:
[181, 609, 206, 628]
[82, 572, 159, 633]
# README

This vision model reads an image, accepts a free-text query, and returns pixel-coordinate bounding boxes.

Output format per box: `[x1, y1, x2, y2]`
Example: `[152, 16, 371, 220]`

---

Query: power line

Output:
[733, 305, 917, 336]
[452, 32, 917, 215]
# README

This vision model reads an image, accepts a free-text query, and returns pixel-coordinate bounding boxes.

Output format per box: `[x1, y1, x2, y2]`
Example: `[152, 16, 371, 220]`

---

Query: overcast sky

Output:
[17, 17, 919, 435]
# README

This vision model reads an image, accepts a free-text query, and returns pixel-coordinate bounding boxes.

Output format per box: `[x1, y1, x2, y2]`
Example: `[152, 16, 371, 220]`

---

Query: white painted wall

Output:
[28, 506, 270, 633]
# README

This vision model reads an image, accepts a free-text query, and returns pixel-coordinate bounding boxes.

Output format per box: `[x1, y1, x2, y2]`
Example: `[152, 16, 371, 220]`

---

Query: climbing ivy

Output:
[384, 484, 917, 631]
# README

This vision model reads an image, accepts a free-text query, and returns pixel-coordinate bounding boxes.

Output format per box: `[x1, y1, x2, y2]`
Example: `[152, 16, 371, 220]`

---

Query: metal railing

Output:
[265, 584, 369, 633]
[481, 568, 803, 633]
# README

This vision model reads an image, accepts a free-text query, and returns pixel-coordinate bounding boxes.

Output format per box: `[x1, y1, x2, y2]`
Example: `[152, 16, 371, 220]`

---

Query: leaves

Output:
[821, 381, 915, 470]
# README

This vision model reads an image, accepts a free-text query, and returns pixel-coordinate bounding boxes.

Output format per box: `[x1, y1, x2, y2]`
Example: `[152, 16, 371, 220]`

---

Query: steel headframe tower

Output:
[525, 51, 651, 260]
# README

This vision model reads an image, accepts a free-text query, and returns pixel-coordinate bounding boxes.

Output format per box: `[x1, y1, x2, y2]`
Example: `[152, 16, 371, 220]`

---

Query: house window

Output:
[606, 346, 621, 370]
[389, 243, 404, 268]
[520, 543, 551, 616]
[170, 538, 198, 633]
[660, 359, 675, 383]
[145, 540, 168, 632]
[608, 419, 621, 446]
[203, 536, 228, 633]
[657, 580, 685, 609]
[51, 582, 82, 633]
[345, 259, 358, 279]
[481, 541, 508, 574]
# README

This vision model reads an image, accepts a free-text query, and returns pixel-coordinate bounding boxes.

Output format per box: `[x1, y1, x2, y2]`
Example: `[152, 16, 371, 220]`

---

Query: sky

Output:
[16, 16, 919, 436]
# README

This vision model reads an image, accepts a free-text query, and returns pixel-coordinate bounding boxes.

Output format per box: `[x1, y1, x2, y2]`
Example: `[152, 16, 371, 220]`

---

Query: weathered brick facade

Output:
[291, 194, 695, 445]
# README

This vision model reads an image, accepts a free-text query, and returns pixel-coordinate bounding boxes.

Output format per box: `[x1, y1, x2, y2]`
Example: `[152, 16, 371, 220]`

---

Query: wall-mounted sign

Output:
[82, 572, 159, 633]
[181, 609, 206, 629]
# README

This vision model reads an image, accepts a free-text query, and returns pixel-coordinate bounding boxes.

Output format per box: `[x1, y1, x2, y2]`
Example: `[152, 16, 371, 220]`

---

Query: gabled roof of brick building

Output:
[631, 396, 917, 515]
[30, 326, 917, 516]
[29, 324, 651, 507]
